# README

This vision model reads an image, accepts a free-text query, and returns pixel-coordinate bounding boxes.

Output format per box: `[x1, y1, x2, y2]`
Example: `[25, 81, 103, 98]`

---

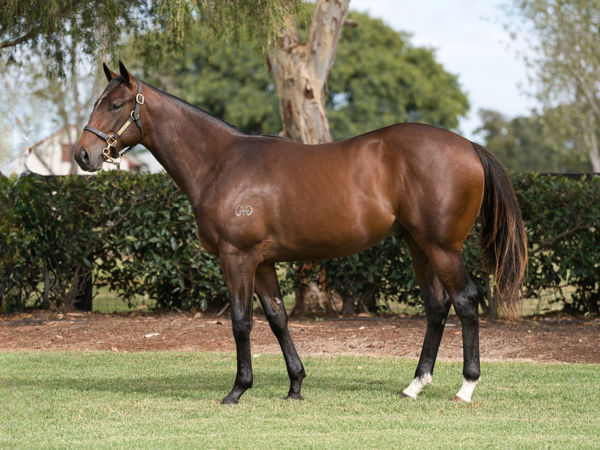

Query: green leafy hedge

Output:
[0, 172, 598, 315]
[0, 173, 227, 313]
[513, 174, 599, 315]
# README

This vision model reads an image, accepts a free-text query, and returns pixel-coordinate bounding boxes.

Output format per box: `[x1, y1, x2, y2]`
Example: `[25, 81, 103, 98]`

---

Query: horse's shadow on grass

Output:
[6, 365, 414, 401]
[6, 372, 228, 400]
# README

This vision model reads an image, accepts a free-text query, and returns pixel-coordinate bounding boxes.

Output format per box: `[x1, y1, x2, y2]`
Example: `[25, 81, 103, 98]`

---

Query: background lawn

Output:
[0, 352, 598, 448]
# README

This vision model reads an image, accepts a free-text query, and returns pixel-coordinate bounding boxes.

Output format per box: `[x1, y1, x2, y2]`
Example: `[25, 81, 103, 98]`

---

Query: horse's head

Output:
[75, 61, 144, 171]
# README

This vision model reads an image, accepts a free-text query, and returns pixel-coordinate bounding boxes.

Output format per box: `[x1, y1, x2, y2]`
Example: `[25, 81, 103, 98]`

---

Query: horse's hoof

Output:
[452, 395, 467, 403]
[220, 396, 239, 405]
[401, 391, 417, 400]
[286, 392, 304, 401]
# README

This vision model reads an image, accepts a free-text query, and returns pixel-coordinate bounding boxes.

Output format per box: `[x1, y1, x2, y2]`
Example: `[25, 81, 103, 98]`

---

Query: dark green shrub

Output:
[0, 172, 598, 315]
[0, 174, 102, 312]
[0, 173, 227, 313]
[94, 172, 228, 311]
[513, 173, 599, 315]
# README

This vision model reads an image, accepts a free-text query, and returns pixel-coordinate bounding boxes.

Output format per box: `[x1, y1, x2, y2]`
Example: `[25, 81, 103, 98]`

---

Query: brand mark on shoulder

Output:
[235, 205, 254, 216]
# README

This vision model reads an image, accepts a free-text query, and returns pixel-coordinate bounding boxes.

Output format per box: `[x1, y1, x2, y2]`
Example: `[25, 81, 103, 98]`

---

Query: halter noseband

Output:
[83, 81, 145, 168]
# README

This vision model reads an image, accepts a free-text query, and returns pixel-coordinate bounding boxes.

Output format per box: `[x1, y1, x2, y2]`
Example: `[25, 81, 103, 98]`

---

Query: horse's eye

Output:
[111, 102, 122, 111]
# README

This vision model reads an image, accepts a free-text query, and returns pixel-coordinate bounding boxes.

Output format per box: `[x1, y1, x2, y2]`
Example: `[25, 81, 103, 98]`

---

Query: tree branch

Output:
[571, 70, 600, 118]
[306, 0, 350, 81]
[529, 197, 594, 258]
[0, 24, 42, 49]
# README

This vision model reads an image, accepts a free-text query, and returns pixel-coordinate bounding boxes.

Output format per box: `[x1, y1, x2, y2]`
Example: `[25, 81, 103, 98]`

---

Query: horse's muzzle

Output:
[75, 147, 103, 172]
[80, 148, 90, 165]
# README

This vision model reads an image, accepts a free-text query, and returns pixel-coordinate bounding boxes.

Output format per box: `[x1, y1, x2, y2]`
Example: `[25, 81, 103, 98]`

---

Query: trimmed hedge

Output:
[0, 173, 227, 313]
[0, 172, 598, 315]
[513, 173, 599, 315]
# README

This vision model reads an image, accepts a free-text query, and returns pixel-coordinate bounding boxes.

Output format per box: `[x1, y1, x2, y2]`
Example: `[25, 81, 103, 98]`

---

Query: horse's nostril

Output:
[80, 148, 90, 164]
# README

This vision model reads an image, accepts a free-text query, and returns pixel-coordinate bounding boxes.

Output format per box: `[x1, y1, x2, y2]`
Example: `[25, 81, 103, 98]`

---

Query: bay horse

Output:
[75, 61, 527, 404]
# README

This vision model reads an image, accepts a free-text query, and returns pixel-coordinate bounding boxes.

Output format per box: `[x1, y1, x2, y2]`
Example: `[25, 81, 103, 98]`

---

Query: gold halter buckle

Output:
[102, 146, 121, 169]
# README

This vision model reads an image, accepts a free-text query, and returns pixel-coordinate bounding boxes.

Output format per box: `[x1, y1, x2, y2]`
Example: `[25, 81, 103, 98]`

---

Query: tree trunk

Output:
[484, 275, 498, 321]
[74, 269, 93, 312]
[584, 111, 600, 172]
[268, 0, 349, 316]
[267, 0, 349, 144]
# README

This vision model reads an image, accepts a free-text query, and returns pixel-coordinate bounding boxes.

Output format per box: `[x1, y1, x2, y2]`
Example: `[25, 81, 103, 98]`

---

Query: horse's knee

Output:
[232, 316, 253, 337]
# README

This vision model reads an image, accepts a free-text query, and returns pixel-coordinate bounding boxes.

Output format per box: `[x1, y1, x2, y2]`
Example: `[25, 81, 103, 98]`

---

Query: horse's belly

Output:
[269, 203, 397, 261]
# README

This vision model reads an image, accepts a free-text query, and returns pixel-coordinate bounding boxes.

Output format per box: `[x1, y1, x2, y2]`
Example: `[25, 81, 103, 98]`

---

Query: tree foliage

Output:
[1, 0, 143, 72]
[327, 11, 468, 136]
[126, 10, 469, 139]
[476, 108, 592, 172]
[506, 0, 600, 170]
[0, 0, 299, 73]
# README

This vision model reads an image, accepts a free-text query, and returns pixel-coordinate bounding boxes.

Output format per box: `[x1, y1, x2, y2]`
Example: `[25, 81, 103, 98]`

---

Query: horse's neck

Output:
[142, 86, 242, 198]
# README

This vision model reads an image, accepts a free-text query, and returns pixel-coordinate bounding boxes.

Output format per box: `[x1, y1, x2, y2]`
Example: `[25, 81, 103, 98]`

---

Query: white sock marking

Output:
[402, 373, 432, 399]
[455, 377, 479, 402]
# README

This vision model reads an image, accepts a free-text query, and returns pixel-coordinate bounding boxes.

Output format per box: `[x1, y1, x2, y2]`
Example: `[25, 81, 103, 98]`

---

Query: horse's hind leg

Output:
[254, 263, 306, 400]
[402, 238, 451, 399]
[427, 247, 481, 402]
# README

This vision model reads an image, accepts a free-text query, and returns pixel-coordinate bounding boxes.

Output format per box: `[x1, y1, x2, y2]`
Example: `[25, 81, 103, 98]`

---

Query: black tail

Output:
[472, 143, 528, 313]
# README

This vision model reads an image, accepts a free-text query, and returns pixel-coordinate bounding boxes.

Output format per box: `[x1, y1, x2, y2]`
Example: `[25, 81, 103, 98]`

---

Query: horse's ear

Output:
[103, 62, 117, 82]
[118, 60, 131, 85]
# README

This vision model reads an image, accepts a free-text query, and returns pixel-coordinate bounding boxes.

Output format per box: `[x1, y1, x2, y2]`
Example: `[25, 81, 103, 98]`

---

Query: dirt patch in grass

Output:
[1, 310, 599, 363]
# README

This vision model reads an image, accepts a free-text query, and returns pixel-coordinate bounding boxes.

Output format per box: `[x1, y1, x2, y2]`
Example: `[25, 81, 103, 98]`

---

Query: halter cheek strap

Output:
[83, 80, 145, 168]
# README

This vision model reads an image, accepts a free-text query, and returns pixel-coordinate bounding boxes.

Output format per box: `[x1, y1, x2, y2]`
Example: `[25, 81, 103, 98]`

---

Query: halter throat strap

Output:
[83, 80, 145, 166]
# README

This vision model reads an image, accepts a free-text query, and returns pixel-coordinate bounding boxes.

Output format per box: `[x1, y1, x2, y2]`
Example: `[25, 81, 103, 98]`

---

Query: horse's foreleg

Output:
[255, 263, 305, 400]
[402, 239, 451, 399]
[219, 252, 257, 405]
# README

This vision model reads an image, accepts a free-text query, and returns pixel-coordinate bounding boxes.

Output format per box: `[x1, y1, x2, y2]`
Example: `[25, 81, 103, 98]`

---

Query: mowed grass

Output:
[0, 352, 598, 448]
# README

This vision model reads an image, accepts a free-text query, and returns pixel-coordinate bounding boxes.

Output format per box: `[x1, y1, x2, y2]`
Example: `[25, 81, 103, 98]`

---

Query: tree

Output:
[267, 1, 348, 143]
[506, 0, 600, 171]
[129, 10, 468, 140]
[327, 12, 468, 136]
[1, 1, 144, 72]
[0, 1, 296, 71]
[476, 108, 592, 172]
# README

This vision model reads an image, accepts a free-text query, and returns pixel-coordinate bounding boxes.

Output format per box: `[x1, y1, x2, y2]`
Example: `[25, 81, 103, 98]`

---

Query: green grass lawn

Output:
[0, 352, 598, 448]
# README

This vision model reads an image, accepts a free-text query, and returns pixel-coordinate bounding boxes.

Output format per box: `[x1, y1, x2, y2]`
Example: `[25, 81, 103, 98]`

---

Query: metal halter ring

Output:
[136, 93, 145, 104]
[102, 147, 120, 168]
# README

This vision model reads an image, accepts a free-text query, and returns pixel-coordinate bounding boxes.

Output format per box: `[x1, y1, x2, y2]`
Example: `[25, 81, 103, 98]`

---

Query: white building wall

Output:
[24, 126, 136, 175]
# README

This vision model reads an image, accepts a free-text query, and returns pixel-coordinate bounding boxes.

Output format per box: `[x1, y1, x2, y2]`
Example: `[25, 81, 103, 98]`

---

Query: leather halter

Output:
[83, 81, 145, 168]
